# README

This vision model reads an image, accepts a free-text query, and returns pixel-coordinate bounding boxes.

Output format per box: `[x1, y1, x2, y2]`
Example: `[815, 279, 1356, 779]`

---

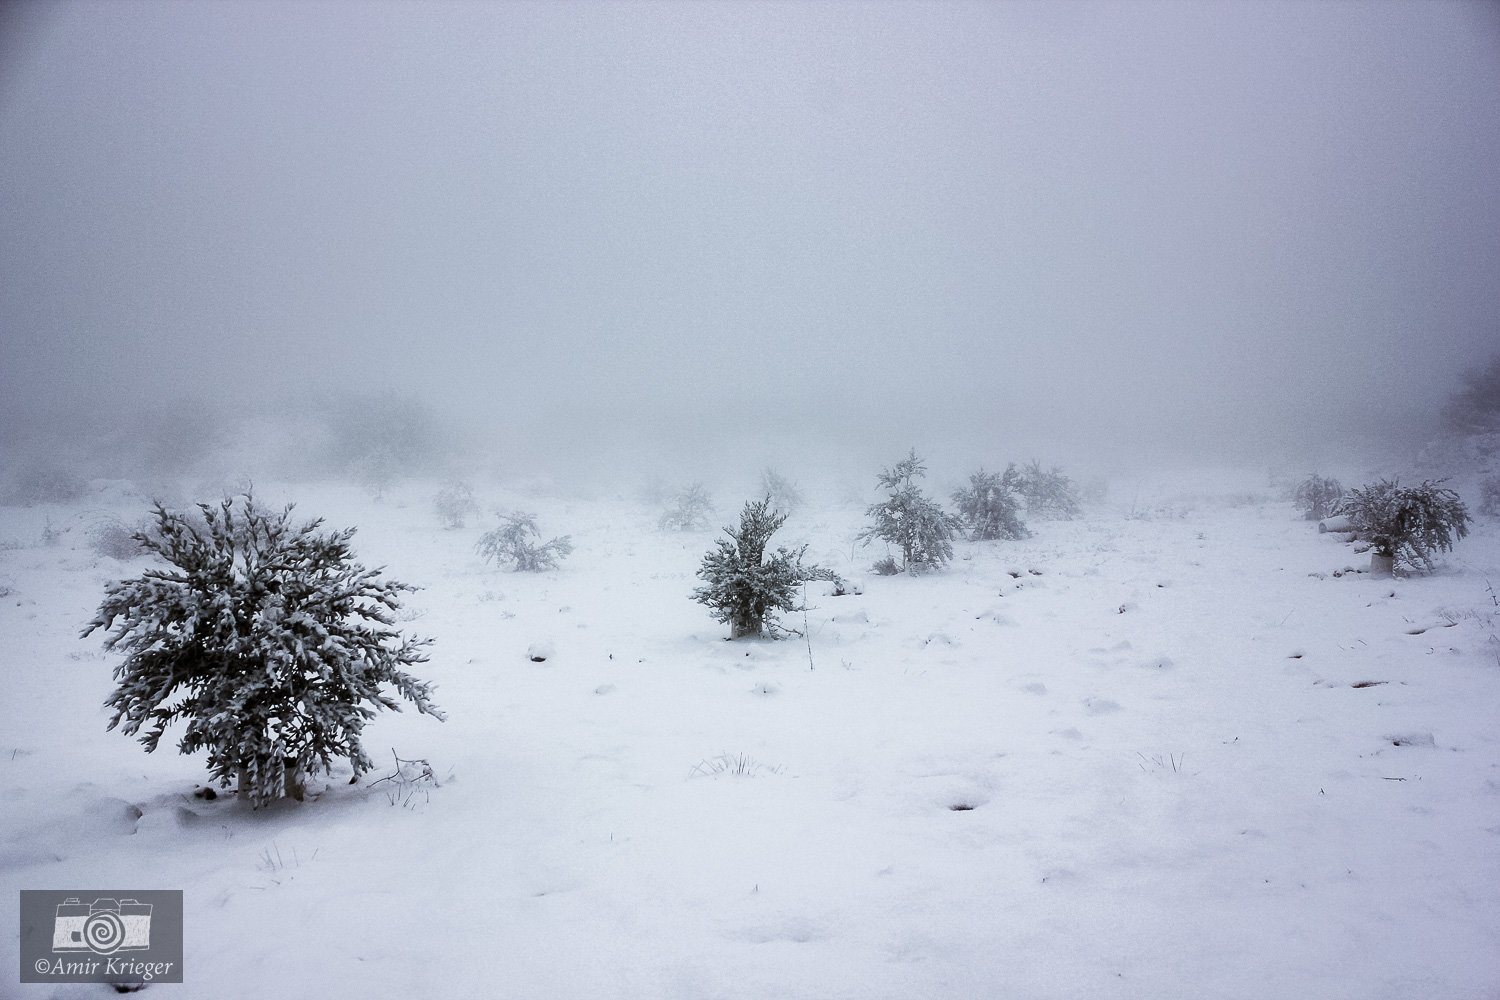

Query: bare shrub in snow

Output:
[693, 497, 837, 639]
[81, 493, 444, 807]
[952, 466, 1029, 541]
[1334, 478, 1471, 574]
[859, 450, 961, 574]
[1014, 460, 1082, 520]
[432, 480, 479, 529]
[476, 511, 573, 571]
[1292, 474, 1344, 521]
[658, 483, 715, 531]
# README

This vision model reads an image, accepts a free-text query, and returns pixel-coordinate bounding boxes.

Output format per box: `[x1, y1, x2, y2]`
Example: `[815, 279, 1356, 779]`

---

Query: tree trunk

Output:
[283, 757, 305, 802]
[730, 618, 763, 639]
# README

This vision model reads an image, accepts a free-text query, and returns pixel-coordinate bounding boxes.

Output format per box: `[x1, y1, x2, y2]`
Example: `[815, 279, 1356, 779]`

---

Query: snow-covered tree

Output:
[659, 483, 715, 531]
[81, 493, 444, 807]
[1442, 353, 1500, 434]
[1480, 476, 1500, 519]
[693, 497, 833, 638]
[952, 466, 1029, 541]
[432, 479, 479, 529]
[759, 467, 805, 517]
[1292, 474, 1343, 521]
[475, 511, 573, 571]
[1334, 478, 1471, 574]
[859, 450, 962, 574]
[1015, 460, 1082, 520]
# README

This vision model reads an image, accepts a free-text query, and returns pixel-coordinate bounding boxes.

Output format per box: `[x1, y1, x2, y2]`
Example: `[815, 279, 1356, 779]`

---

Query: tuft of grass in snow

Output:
[1137, 751, 1186, 774]
[689, 753, 783, 778]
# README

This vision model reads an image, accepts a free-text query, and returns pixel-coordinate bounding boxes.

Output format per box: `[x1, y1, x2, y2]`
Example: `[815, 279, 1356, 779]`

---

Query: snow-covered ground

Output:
[2, 470, 1498, 999]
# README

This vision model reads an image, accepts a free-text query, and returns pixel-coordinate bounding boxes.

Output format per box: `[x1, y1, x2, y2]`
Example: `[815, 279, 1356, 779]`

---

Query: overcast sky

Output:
[2, 0, 1498, 474]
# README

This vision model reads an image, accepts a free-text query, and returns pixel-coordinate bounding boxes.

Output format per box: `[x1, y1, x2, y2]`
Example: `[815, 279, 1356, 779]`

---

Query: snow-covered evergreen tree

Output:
[1015, 460, 1082, 520]
[693, 497, 831, 638]
[475, 511, 573, 571]
[658, 483, 715, 531]
[952, 466, 1029, 541]
[81, 493, 444, 807]
[859, 450, 962, 573]
[1334, 478, 1471, 573]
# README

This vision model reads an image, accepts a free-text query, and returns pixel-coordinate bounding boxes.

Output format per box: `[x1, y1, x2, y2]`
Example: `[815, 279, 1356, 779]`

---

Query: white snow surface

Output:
[2, 472, 1498, 999]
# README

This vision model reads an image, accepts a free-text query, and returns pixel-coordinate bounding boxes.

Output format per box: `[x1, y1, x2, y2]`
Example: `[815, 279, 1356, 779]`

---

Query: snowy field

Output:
[2, 470, 1498, 999]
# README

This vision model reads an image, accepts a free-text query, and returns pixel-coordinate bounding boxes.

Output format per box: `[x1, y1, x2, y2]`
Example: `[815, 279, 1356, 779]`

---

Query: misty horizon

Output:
[3, 1, 1498, 483]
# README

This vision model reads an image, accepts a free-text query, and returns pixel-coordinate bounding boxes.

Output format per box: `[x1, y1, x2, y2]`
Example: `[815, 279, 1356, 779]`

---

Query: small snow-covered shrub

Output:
[1293, 474, 1343, 521]
[1334, 478, 1471, 573]
[1014, 460, 1082, 520]
[859, 450, 962, 574]
[952, 466, 1029, 541]
[759, 467, 805, 517]
[693, 497, 831, 639]
[86, 516, 153, 560]
[659, 483, 715, 532]
[81, 493, 444, 807]
[476, 511, 573, 571]
[432, 480, 479, 529]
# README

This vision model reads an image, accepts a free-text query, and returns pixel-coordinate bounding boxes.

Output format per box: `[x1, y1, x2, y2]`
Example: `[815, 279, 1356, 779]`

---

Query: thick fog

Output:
[2, 1, 1498, 483]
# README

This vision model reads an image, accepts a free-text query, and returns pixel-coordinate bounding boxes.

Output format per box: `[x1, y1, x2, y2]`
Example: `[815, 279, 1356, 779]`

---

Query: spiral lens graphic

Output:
[83, 911, 126, 954]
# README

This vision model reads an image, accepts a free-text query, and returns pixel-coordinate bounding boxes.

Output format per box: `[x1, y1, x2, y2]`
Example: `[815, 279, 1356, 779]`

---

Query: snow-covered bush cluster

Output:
[81, 493, 445, 806]
[856, 451, 1072, 573]
[1334, 478, 1471, 574]
[951, 466, 1029, 541]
